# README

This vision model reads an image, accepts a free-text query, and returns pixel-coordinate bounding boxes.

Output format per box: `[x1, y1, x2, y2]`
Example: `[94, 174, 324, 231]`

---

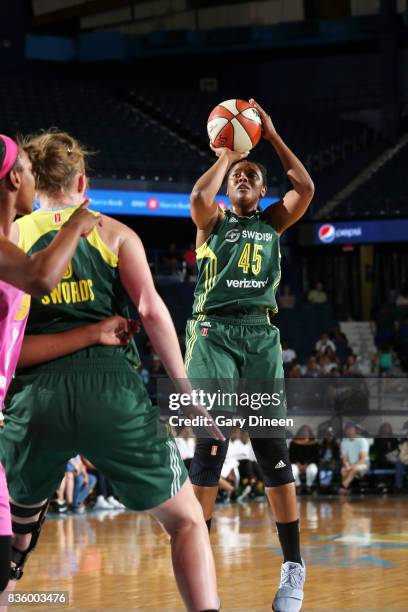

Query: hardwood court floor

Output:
[6, 496, 408, 612]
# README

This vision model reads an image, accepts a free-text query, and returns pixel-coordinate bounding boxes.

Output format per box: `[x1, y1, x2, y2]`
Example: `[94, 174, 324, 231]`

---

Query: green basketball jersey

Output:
[192, 209, 281, 318]
[17, 207, 139, 366]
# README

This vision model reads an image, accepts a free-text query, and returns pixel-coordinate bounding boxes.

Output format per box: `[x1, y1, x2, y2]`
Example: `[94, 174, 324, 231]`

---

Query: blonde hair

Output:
[21, 129, 91, 194]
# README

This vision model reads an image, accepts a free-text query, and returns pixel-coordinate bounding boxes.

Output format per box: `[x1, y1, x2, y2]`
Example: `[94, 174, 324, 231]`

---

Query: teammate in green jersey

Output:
[187, 99, 315, 612]
[2, 130, 222, 612]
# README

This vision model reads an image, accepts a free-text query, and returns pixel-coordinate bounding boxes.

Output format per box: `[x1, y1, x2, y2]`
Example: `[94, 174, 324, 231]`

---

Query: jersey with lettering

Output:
[192, 209, 281, 317]
[0, 281, 30, 408]
[17, 207, 139, 367]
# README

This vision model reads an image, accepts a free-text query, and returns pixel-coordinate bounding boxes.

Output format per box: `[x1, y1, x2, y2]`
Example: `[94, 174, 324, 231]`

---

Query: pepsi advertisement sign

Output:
[316, 220, 408, 245]
[87, 188, 279, 218]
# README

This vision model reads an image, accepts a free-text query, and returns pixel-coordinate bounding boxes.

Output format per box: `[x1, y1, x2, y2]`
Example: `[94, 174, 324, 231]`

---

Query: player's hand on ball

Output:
[249, 99, 277, 140]
[65, 199, 103, 237]
[210, 142, 249, 163]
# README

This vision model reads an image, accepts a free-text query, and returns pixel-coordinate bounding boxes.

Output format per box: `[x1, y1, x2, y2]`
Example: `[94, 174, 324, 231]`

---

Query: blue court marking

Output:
[269, 544, 397, 568]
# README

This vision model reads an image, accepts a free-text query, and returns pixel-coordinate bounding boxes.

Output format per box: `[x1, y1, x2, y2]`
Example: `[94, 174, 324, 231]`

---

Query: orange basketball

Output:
[207, 99, 262, 153]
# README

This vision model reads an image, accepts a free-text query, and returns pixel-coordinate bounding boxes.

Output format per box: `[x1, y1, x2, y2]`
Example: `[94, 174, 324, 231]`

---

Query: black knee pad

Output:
[10, 500, 49, 581]
[0, 536, 11, 591]
[189, 438, 229, 487]
[251, 437, 294, 487]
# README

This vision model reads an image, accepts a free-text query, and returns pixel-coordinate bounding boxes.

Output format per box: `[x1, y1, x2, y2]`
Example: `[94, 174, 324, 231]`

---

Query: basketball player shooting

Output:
[185, 99, 315, 612]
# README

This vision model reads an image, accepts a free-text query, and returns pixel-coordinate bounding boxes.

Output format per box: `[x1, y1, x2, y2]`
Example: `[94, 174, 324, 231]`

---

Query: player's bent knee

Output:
[189, 438, 229, 487]
[166, 510, 205, 539]
[252, 437, 295, 488]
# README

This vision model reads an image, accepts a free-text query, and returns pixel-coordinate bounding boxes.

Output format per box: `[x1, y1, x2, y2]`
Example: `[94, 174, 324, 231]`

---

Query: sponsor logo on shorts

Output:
[226, 277, 269, 289]
[275, 460, 286, 469]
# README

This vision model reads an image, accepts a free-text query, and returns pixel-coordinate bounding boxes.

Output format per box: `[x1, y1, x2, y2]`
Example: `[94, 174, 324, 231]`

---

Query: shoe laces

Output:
[280, 563, 304, 589]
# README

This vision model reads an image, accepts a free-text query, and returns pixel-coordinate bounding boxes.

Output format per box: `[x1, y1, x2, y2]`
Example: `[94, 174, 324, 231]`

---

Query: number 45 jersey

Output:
[193, 209, 281, 318]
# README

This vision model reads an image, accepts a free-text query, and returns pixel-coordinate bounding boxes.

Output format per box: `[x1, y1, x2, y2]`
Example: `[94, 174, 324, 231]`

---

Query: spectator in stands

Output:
[162, 242, 181, 276]
[175, 426, 196, 470]
[396, 284, 408, 308]
[318, 428, 340, 491]
[81, 457, 125, 510]
[317, 354, 335, 375]
[146, 355, 166, 402]
[371, 305, 396, 348]
[288, 361, 303, 378]
[278, 284, 296, 309]
[140, 361, 150, 386]
[371, 423, 400, 488]
[395, 429, 408, 492]
[330, 325, 349, 347]
[219, 428, 249, 500]
[304, 355, 320, 378]
[149, 354, 165, 375]
[289, 425, 319, 494]
[325, 346, 341, 370]
[239, 431, 264, 499]
[65, 455, 97, 513]
[307, 281, 328, 304]
[330, 325, 350, 362]
[54, 476, 68, 514]
[281, 340, 297, 366]
[397, 315, 408, 371]
[340, 424, 369, 493]
[316, 332, 336, 355]
[183, 243, 197, 281]
[372, 346, 394, 376]
[342, 354, 363, 376]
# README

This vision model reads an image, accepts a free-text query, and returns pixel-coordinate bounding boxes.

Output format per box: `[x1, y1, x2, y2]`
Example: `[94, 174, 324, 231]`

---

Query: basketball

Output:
[207, 99, 262, 152]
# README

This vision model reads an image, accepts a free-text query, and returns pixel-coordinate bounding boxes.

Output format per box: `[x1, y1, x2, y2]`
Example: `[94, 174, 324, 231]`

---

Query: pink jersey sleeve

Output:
[0, 281, 30, 408]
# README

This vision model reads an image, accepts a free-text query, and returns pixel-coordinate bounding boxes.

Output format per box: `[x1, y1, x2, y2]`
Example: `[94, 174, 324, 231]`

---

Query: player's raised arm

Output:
[190, 147, 248, 230]
[250, 99, 315, 234]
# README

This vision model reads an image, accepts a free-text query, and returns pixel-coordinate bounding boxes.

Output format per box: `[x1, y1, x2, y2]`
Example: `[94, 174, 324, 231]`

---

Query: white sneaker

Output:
[107, 496, 125, 510]
[272, 560, 305, 611]
[93, 496, 114, 510]
[236, 484, 252, 503]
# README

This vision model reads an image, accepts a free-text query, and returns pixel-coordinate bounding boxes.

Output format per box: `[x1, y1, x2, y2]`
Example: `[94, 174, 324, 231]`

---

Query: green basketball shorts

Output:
[0, 356, 187, 509]
[184, 314, 286, 419]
